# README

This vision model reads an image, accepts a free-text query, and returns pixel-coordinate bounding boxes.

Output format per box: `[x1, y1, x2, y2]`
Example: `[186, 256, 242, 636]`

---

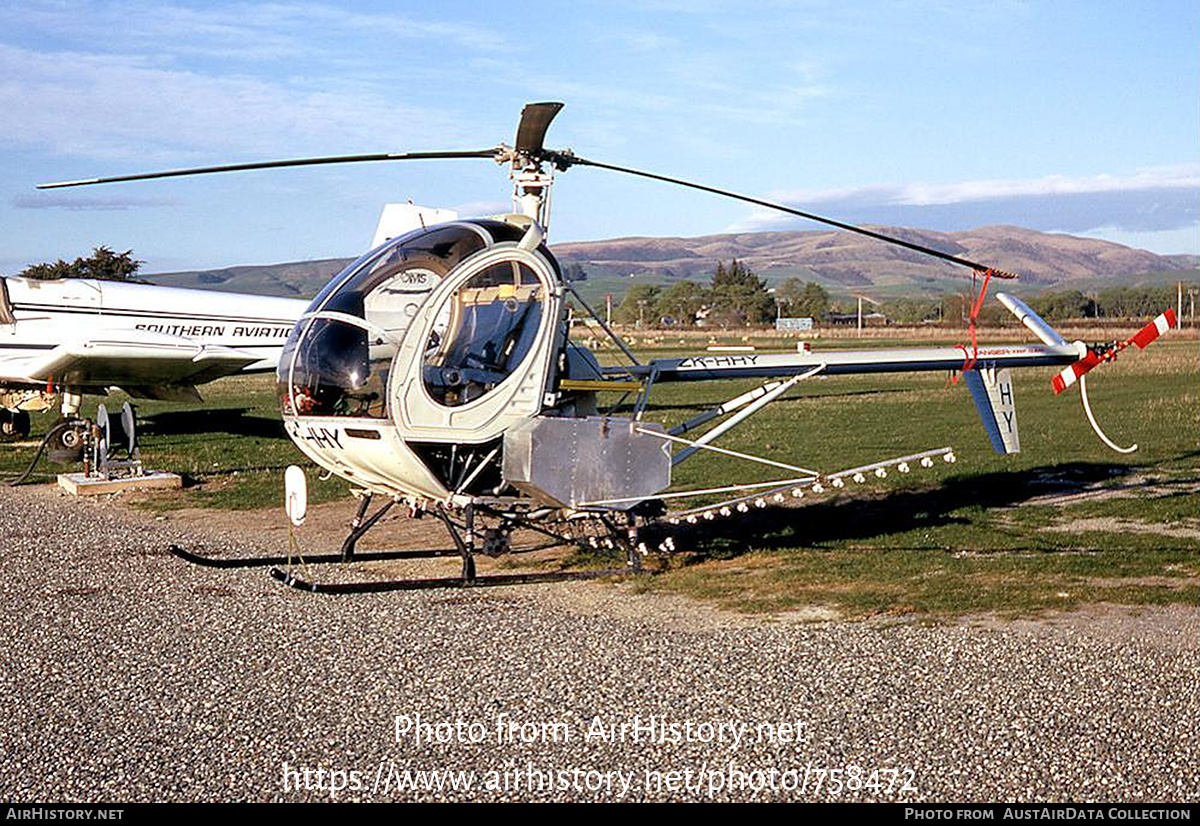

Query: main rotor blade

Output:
[559, 154, 1018, 279]
[514, 102, 565, 158]
[38, 148, 502, 189]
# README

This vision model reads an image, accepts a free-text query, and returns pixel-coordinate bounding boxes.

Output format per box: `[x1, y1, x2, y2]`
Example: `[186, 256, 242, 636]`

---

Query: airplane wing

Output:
[0, 330, 264, 389]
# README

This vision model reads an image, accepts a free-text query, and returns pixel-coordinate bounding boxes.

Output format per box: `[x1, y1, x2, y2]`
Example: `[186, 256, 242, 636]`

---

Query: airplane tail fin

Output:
[962, 292, 1062, 455]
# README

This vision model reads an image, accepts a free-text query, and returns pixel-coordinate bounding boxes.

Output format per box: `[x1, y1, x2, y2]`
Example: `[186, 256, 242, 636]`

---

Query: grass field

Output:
[3, 327, 1195, 620]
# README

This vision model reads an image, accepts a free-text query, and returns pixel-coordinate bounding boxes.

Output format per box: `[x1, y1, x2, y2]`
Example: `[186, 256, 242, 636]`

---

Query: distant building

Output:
[828, 312, 889, 327]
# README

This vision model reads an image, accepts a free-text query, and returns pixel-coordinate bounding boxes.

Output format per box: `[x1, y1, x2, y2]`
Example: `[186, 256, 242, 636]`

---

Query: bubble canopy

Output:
[277, 219, 546, 421]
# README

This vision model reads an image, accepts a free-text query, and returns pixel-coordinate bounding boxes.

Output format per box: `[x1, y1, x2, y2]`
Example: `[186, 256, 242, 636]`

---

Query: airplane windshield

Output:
[423, 261, 544, 408]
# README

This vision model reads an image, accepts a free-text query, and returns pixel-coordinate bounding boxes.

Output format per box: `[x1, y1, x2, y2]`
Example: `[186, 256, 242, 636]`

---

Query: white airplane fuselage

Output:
[0, 276, 308, 415]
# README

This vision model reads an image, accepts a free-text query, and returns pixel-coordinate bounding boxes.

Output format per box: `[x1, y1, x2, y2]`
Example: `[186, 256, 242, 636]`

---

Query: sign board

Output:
[776, 317, 814, 332]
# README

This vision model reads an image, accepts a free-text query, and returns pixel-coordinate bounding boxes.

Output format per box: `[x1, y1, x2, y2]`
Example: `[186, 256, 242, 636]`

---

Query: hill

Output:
[144, 225, 1198, 301]
[145, 257, 352, 297]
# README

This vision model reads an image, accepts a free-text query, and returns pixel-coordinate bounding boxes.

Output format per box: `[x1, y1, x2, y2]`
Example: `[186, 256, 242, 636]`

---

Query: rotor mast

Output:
[502, 102, 566, 233]
[510, 163, 554, 230]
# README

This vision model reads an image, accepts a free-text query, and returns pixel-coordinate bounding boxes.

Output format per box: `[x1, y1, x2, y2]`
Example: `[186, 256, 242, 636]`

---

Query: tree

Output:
[613, 284, 661, 326]
[882, 297, 939, 324]
[654, 280, 710, 326]
[940, 294, 965, 327]
[1097, 286, 1175, 318]
[1028, 289, 1095, 321]
[709, 259, 773, 326]
[775, 278, 829, 321]
[19, 246, 142, 282]
[712, 259, 762, 290]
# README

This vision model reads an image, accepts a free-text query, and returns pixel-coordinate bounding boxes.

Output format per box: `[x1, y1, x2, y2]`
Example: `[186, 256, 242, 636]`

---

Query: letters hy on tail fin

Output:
[964, 367, 1020, 454]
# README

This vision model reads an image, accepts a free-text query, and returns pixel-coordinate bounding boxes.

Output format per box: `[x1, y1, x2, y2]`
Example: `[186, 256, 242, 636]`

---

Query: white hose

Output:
[1079, 374, 1137, 454]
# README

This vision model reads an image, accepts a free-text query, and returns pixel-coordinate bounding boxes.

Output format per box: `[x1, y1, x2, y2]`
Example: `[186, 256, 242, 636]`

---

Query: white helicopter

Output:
[40, 102, 1177, 592]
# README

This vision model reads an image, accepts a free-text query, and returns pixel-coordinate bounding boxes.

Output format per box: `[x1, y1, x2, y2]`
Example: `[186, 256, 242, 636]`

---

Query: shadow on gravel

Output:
[138, 408, 287, 440]
[649, 461, 1140, 560]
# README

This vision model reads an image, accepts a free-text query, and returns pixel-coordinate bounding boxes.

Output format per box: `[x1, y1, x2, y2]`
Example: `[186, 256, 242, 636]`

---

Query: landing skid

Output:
[270, 566, 629, 594]
[171, 497, 643, 593]
[167, 544, 459, 569]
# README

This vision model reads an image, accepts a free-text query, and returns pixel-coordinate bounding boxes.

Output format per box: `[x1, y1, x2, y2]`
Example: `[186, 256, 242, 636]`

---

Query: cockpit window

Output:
[279, 223, 489, 418]
[423, 261, 544, 408]
[285, 316, 388, 417]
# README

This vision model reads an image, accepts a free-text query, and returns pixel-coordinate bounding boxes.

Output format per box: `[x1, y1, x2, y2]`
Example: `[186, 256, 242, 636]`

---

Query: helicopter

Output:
[39, 102, 1177, 592]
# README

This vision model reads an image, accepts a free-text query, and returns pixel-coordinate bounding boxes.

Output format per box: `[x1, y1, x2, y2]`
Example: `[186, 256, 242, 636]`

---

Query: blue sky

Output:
[2, 0, 1197, 274]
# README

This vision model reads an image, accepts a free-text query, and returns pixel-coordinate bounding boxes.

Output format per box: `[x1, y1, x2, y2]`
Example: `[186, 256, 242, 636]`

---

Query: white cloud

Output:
[0, 2, 509, 61]
[726, 167, 1200, 234]
[446, 199, 511, 217]
[1073, 226, 1199, 257]
[0, 44, 462, 161]
[766, 167, 1200, 208]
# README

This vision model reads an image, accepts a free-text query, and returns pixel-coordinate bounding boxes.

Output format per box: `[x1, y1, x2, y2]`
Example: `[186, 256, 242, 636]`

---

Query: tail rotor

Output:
[1049, 308, 1178, 452]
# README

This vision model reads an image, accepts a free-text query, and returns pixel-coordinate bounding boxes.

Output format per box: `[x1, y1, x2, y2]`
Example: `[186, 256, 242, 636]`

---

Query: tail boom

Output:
[617, 343, 1080, 383]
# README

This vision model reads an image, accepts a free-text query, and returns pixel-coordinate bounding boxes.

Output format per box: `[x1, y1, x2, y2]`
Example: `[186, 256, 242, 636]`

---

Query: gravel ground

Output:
[0, 485, 1196, 802]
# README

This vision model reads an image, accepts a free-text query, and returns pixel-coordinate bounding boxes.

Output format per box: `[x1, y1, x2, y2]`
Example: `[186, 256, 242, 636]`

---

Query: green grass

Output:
[619, 335, 1198, 618]
[3, 333, 1195, 620]
[634, 548, 1197, 618]
[0, 374, 345, 511]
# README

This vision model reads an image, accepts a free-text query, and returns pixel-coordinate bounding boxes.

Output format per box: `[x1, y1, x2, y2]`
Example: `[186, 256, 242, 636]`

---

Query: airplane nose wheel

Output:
[0, 410, 30, 441]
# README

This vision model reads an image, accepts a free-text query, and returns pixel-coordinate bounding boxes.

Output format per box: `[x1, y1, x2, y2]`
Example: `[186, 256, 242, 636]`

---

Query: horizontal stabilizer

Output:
[964, 367, 1020, 454]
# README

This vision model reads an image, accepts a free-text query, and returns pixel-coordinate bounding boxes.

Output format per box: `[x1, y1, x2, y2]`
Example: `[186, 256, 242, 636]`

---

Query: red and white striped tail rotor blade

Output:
[1052, 351, 1103, 395]
[1052, 307, 1178, 394]
[1129, 308, 1177, 349]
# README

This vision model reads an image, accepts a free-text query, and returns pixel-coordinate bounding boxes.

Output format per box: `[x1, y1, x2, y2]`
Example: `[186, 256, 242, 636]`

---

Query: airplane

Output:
[0, 204, 450, 458]
[37, 102, 1177, 592]
[0, 273, 309, 456]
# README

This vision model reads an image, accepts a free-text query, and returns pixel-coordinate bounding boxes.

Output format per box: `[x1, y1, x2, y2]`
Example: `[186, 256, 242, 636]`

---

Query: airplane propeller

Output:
[39, 101, 1016, 279]
[1051, 308, 1177, 395]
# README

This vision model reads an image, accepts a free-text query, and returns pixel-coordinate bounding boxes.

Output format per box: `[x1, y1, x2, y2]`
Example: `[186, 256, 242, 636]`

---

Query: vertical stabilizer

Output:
[964, 367, 1020, 454]
[372, 204, 459, 248]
